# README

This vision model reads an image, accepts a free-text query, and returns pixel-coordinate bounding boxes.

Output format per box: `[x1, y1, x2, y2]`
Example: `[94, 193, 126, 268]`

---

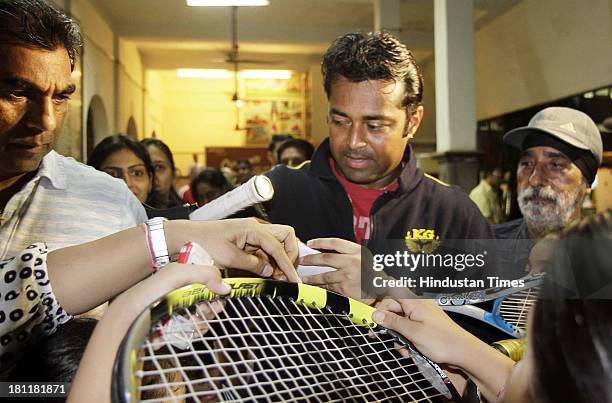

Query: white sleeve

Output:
[121, 188, 148, 228]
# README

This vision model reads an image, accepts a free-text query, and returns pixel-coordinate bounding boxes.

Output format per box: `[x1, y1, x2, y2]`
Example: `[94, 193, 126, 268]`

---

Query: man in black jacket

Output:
[263, 32, 492, 300]
[265, 32, 491, 244]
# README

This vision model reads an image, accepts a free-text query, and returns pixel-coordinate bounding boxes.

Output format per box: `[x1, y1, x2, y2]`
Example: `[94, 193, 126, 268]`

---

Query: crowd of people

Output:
[0, 1, 610, 402]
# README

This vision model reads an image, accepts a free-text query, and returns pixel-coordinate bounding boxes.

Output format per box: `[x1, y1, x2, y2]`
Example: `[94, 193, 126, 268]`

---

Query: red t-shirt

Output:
[330, 158, 399, 244]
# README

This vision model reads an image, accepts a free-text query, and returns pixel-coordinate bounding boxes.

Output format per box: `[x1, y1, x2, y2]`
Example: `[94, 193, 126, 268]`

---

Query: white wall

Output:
[144, 71, 164, 138]
[70, 0, 116, 149]
[62, 0, 147, 152]
[118, 39, 144, 137]
[475, 0, 612, 119]
[415, 59, 437, 148]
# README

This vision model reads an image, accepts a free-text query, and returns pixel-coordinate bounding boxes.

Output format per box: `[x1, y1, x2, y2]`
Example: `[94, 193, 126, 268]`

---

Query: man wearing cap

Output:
[494, 107, 602, 273]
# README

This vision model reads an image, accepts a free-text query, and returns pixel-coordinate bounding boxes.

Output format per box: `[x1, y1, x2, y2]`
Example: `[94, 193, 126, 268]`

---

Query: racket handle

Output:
[189, 175, 274, 221]
[492, 338, 527, 361]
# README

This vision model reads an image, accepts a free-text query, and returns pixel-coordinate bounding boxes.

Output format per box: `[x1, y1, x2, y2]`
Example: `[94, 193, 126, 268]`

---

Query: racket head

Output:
[113, 278, 462, 402]
[492, 284, 540, 336]
[441, 275, 543, 338]
[436, 274, 544, 306]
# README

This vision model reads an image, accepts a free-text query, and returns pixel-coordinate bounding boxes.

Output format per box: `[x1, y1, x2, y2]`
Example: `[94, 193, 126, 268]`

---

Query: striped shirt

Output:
[0, 151, 147, 259]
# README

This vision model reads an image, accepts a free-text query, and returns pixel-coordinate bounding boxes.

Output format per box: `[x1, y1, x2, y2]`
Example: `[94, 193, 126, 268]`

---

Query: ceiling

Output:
[90, 0, 522, 71]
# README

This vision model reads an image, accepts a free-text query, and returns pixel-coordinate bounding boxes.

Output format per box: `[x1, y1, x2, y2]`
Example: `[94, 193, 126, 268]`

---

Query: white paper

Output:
[297, 241, 336, 278]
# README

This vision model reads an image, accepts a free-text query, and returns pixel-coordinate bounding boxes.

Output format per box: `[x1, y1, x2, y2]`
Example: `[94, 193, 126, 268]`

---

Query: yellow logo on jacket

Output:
[405, 228, 440, 254]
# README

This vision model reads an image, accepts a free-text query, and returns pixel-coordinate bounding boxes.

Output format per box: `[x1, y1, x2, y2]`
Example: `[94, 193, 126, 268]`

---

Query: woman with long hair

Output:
[141, 138, 183, 208]
[88, 134, 156, 205]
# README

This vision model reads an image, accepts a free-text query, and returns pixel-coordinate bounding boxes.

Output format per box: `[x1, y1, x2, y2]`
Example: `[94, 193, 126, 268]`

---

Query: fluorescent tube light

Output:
[177, 69, 232, 79]
[239, 70, 292, 79]
[187, 0, 269, 6]
[177, 69, 292, 80]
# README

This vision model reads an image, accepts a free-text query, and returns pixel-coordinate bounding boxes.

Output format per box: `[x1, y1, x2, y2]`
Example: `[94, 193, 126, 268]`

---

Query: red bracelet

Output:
[140, 223, 156, 272]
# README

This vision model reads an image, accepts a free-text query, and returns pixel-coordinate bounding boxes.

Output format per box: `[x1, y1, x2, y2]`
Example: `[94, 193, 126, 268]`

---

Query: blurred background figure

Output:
[88, 134, 155, 205]
[277, 138, 315, 167]
[221, 166, 238, 187]
[235, 159, 254, 185]
[469, 167, 504, 224]
[187, 153, 202, 179]
[267, 133, 294, 166]
[191, 167, 231, 207]
[141, 138, 183, 209]
[500, 170, 514, 221]
[178, 154, 203, 205]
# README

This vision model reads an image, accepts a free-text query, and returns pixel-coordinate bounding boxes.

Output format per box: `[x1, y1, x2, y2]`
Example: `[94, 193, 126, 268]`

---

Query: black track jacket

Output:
[264, 139, 493, 245]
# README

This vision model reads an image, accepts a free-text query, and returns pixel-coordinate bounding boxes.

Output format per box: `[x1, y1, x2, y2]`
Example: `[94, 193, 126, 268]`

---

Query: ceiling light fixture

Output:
[240, 69, 292, 79]
[177, 69, 232, 79]
[186, 0, 269, 6]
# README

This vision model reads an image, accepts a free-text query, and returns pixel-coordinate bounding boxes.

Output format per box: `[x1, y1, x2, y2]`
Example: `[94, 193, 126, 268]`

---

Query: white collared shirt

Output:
[0, 151, 147, 259]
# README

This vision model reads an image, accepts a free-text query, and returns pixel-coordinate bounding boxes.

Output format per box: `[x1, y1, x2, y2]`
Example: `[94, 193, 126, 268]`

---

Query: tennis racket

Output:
[437, 274, 543, 338]
[113, 278, 462, 402]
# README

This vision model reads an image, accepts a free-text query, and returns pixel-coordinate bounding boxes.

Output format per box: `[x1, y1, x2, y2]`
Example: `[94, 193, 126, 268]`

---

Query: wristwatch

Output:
[145, 217, 170, 271]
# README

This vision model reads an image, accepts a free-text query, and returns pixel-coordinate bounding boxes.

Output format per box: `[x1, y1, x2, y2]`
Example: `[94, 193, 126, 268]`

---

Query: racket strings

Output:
[136, 296, 450, 402]
[279, 298, 439, 402]
[498, 287, 540, 330]
[243, 296, 378, 402]
[292, 301, 438, 401]
[209, 298, 423, 401]
[293, 301, 445, 402]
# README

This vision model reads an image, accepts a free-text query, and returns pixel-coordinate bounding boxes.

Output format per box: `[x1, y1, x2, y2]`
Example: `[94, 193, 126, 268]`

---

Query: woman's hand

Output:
[170, 218, 300, 282]
[112, 262, 230, 318]
[373, 298, 475, 366]
[372, 297, 515, 402]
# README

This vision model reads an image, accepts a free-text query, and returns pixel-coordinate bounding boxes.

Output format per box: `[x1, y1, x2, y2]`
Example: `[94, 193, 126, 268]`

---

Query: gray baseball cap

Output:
[503, 107, 603, 165]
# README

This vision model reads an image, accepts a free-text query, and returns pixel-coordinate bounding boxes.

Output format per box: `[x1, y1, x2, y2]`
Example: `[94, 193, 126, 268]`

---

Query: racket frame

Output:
[438, 274, 543, 338]
[112, 278, 462, 402]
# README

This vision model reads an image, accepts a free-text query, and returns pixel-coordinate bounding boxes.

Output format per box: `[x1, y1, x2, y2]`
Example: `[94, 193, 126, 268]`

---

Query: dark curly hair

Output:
[321, 31, 423, 114]
[0, 0, 83, 71]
